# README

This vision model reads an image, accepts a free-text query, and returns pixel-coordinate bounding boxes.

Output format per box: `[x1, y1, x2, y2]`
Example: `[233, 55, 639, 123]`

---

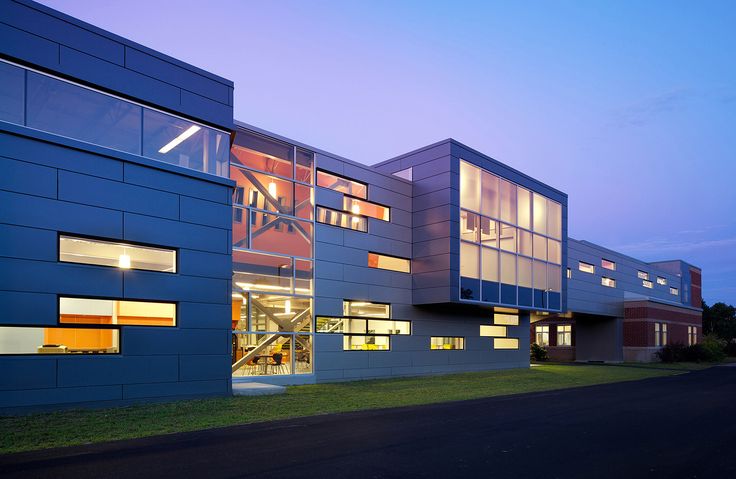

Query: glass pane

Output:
[344, 335, 390, 351]
[295, 259, 313, 295]
[518, 256, 532, 288]
[548, 239, 561, 264]
[460, 161, 480, 212]
[480, 217, 498, 247]
[27, 72, 141, 155]
[480, 325, 507, 337]
[316, 206, 367, 232]
[295, 184, 314, 220]
[0, 61, 24, 124]
[232, 333, 293, 376]
[481, 170, 499, 218]
[494, 313, 519, 325]
[494, 338, 519, 349]
[500, 252, 516, 285]
[533, 193, 547, 234]
[0, 326, 119, 354]
[460, 242, 480, 279]
[143, 109, 228, 176]
[59, 235, 176, 273]
[367, 320, 410, 335]
[547, 200, 562, 239]
[231, 130, 293, 178]
[518, 229, 533, 257]
[534, 261, 547, 290]
[295, 334, 312, 374]
[231, 292, 248, 331]
[344, 301, 390, 318]
[430, 337, 464, 350]
[343, 197, 389, 221]
[499, 179, 516, 224]
[296, 148, 314, 183]
[250, 295, 312, 333]
[517, 187, 531, 230]
[482, 247, 499, 282]
[231, 166, 294, 215]
[548, 264, 561, 292]
[533, 234, 548, 261]
[250, 211, 313, 258]
[59, 297, 175, 327]
[499, 224, 516, 252]
[233, 250, 293, 294]
[367, 253, 410, 273]
[233, 207, 248, 248]
[460, 210, 479, 242]
[316, 171, 367, 198]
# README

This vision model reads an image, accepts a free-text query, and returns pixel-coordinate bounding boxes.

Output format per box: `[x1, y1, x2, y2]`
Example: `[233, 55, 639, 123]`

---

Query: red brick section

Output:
[624, 321, 650, 347]
[624, 300, 702, 347]
[691, 267, 703, 308]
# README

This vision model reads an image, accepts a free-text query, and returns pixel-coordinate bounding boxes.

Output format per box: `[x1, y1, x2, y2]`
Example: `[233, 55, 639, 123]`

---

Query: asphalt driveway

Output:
[2, 365, 735, 479]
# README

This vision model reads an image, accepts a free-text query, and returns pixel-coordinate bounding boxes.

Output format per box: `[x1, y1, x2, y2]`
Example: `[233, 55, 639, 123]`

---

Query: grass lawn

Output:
[0, 363, 700, 454]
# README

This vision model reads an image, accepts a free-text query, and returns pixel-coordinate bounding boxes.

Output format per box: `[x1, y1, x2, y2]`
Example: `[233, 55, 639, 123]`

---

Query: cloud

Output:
[610, 88, 694, 128]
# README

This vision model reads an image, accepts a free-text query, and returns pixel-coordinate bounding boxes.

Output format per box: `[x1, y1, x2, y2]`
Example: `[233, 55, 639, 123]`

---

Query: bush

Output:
[656, 336, 726, 363]
[656, 343, 687, 362]
[530, 343, 548, 361]
[700, 334, 727, 362]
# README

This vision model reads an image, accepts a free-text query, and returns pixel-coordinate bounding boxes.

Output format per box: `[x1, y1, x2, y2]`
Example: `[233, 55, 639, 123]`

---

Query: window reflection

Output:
[250, 211, 312, 258]
[233, 206, 248, 248]
[232, 166, 294, 215]
[316, 170, 367, 198]
[231, 132, 294, 178]
[0, 61, 24, 124]
[316, 206, 367, 232]
[233, 250, 293, 294]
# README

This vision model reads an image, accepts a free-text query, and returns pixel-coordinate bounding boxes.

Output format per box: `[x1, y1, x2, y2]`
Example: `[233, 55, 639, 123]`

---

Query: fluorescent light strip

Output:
[158, 125, 201, 154]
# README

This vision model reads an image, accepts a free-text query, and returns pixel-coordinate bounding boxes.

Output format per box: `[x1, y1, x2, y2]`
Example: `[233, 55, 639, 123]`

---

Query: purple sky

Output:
[42, 0, 736, 305]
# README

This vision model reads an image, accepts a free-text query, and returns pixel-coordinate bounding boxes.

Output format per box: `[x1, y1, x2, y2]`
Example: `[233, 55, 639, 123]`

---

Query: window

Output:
[601, 259, 616, 271]
[250, 211, 312, 258]
[662, 323, 668, 345]
[343, 300, 390, 318]
[0, 61, 24, 124]
[533, 234, 547, 261]
[498, 179, 516, 224]
[517, 187, 531, 230]
[500, 252, 516, 285]
[601, 277, 616, 288]
[461, 242, 480, 279]
[480, 325, 508, 337]
[430, 337, 464, 350]
[233, 250, 294, 295]
[59, 235, 176, 273]
[547, 200, 562, 240]
[567, 268, 572, 279]
[316, 318, 410, 335]
[657, 277, 667, 286]
[494, 313, 519, 326]
[688, 326, 697, 346]
[317, 206, 367, 232]
[499, 224, 517, 252]
[670, 287, 679, 296]
[518, 229, 532, 257]
[532, 193, 547, 235]
[461, 210, 479, 242]
[480, 217, 499, 247]
[578, 261, 595, 274]
[231, 131, 294, 179]
[245, 294, 312, 333]
[0, 326, 119, 355]
[518, 256, 532, 289]
[344, 335, 390, 351]
[317, 170, 367, 198]
[535, 325, 549, 346]
[643, 280, 653, 289]
[654, 322, 668, 347]
[547, 239, 561, 264]
[368, 253, 410, 273]
[460, 160, 481, 212]
[482, 247, 499, 282]
[494, 338, 519, 350]
[557, 324, 572, 346]
[60, 297, 176, 327]
[343, 197, 390, 221]
[638, 271, 650, 280]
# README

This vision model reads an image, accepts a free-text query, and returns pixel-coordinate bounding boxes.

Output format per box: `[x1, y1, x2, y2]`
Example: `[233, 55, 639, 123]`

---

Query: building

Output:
[0, 1, 701, 411]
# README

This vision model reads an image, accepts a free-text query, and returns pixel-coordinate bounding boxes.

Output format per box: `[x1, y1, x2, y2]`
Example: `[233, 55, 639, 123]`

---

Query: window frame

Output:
[316, 169, 368, 199]
[0, 324, 122, 356]
[367, 252, 411, 273]
[578, 261, 595, 274]
[342, 334, 391, 351]
[534, 325, 550, 346]
[601, 259, 616, 271]
[601, 276, 616, 288]
[429, 336, 465, 350]
[58, 294, 178, 328]
[316, 205, 368, 232]
[557, 324, 572, 347]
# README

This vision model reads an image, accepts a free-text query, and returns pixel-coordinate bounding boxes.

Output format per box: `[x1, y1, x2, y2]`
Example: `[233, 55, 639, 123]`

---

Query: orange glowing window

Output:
[316, 170, 367, 199]
[367, 252, 410, 273]
[59, 297, 176, 327]
[343, 197, 389, 221]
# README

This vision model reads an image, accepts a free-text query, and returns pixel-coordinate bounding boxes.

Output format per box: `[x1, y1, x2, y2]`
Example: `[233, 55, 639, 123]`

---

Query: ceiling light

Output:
[158, 125, 201, 154]
[118, 254, 131, 269]
[268, 181, 278, 198]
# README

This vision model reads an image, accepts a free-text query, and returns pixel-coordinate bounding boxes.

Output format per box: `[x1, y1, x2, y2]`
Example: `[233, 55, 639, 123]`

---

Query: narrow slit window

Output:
[493, 338, 519, 350]
[343, 197, 390, 222]
[578, 261, 595, 274]
[60, 297, 176, 327]
[368, 252, 410, 273]
[343, 335, 390, 351]
[317, 206, 367, 232]
[480, 325, 507, 337]
[430, 337, 464, 350]
[601, 259, 616, 271]
[316, 170, 367, 198]
[601, 277, 616, 288]
[59, 235, 176, 273]
[0, 326, 120, 355]
[657, 277, 667, 286]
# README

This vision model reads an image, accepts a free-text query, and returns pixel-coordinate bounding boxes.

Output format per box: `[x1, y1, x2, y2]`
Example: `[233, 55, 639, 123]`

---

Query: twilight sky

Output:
[42, 0, 736, 305]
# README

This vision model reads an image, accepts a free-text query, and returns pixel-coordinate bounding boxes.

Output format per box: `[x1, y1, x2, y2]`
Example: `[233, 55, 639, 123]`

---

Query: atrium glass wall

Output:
[459, 160, 563, 310]
[0, 59, 230, 176]
[230, 129, 315, 377]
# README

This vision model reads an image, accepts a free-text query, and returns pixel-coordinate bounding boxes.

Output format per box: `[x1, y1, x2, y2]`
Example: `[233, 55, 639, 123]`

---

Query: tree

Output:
[702, 301, 736, 341]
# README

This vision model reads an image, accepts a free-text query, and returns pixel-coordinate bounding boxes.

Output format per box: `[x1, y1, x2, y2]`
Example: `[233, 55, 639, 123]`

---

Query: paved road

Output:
[2, 366, 735, 479]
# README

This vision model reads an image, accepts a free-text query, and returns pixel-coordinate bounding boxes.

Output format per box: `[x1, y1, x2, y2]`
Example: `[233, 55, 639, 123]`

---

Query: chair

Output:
[269, 352, 288, 375]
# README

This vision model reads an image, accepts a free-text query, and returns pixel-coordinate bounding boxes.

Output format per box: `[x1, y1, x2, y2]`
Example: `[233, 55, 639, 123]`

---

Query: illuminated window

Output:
[461, 242, 480, 279]
[494, 313, 519, 326]
[0, 326, 119, 355]
[368, 252, 410, 273]
[499, 179, 516, 224]
[578, 261, 595, 274]
[317, 170, 367, 198]
[500, 252, 516, 285]
[655, 322, 668, 346]
[430, 337, 464, 350]
[548, 239, 561, 265]
[601, 259, 616, 271]
[231, 130, 294, 179]
[247, 294, 312, 333]
[601, 277, 616, 288]
[343, 197, 389, 221]
[533, 234, 547, 261]
[518, 256, 532, 289]
[533, 193, 547, 235]
[499, 223, 517, 252]
[317, 206, 367, 232]
[59, 235, 175, 273]
[670, 287, 679, 295]
[547, 200, 562, 240]
[250, 211, 312, 258]
[460, 160, 481, 212]
[233, 206, 249, 248]
[233, 250, 293, 295]
[480, 217, 499, 247]
[481, 169, 499, 218]
[461, 210, 479, 242]
[480, 325, 508, 337]
[657, 277, 667, 286]
[638, 271, 650, 280]
[315, 301, 409, 335]
[535, 325, 549, 346]
[518, 229, 533, 257]
[547, 265, 562, 293]
[343, 300, 390, 318]
[517, 187, 532, 230]
[482, 247, 499, 282]
[344, 335, 390, 351]
[493, 338, 519, 350]
[557, 324, 572, 346]
[567, 268, 572, 279]
[59, 297, 176, 327]
[688, 326, 697, 346]
[643, 280, 653, 289]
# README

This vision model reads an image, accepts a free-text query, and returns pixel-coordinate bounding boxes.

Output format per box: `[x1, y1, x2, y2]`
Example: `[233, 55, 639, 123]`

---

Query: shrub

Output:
[656, 343, 687, 362]
[530, 343, 548, 361]
[700, 334, 727, 362]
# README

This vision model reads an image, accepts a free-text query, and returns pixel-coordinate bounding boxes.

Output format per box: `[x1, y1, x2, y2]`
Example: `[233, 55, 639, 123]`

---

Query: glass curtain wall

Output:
[230, 130, 315, 377]
[459, 160, 563, 310]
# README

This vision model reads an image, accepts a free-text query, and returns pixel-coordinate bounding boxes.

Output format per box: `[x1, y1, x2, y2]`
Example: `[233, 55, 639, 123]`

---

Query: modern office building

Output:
[0, 1, 701, 410]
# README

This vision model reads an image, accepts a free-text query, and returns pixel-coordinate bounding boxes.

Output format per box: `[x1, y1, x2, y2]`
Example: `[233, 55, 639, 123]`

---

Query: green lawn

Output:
[0, 363, 699, 454]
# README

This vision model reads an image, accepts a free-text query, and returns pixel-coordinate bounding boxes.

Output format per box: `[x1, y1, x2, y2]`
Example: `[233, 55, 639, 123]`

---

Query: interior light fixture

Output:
[118, 254, 131, 269]
[284, 299, 291, 314]
[268, 181, 278, 198]
[351, 202, 360, 215]
[158, 125, 201, 154]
